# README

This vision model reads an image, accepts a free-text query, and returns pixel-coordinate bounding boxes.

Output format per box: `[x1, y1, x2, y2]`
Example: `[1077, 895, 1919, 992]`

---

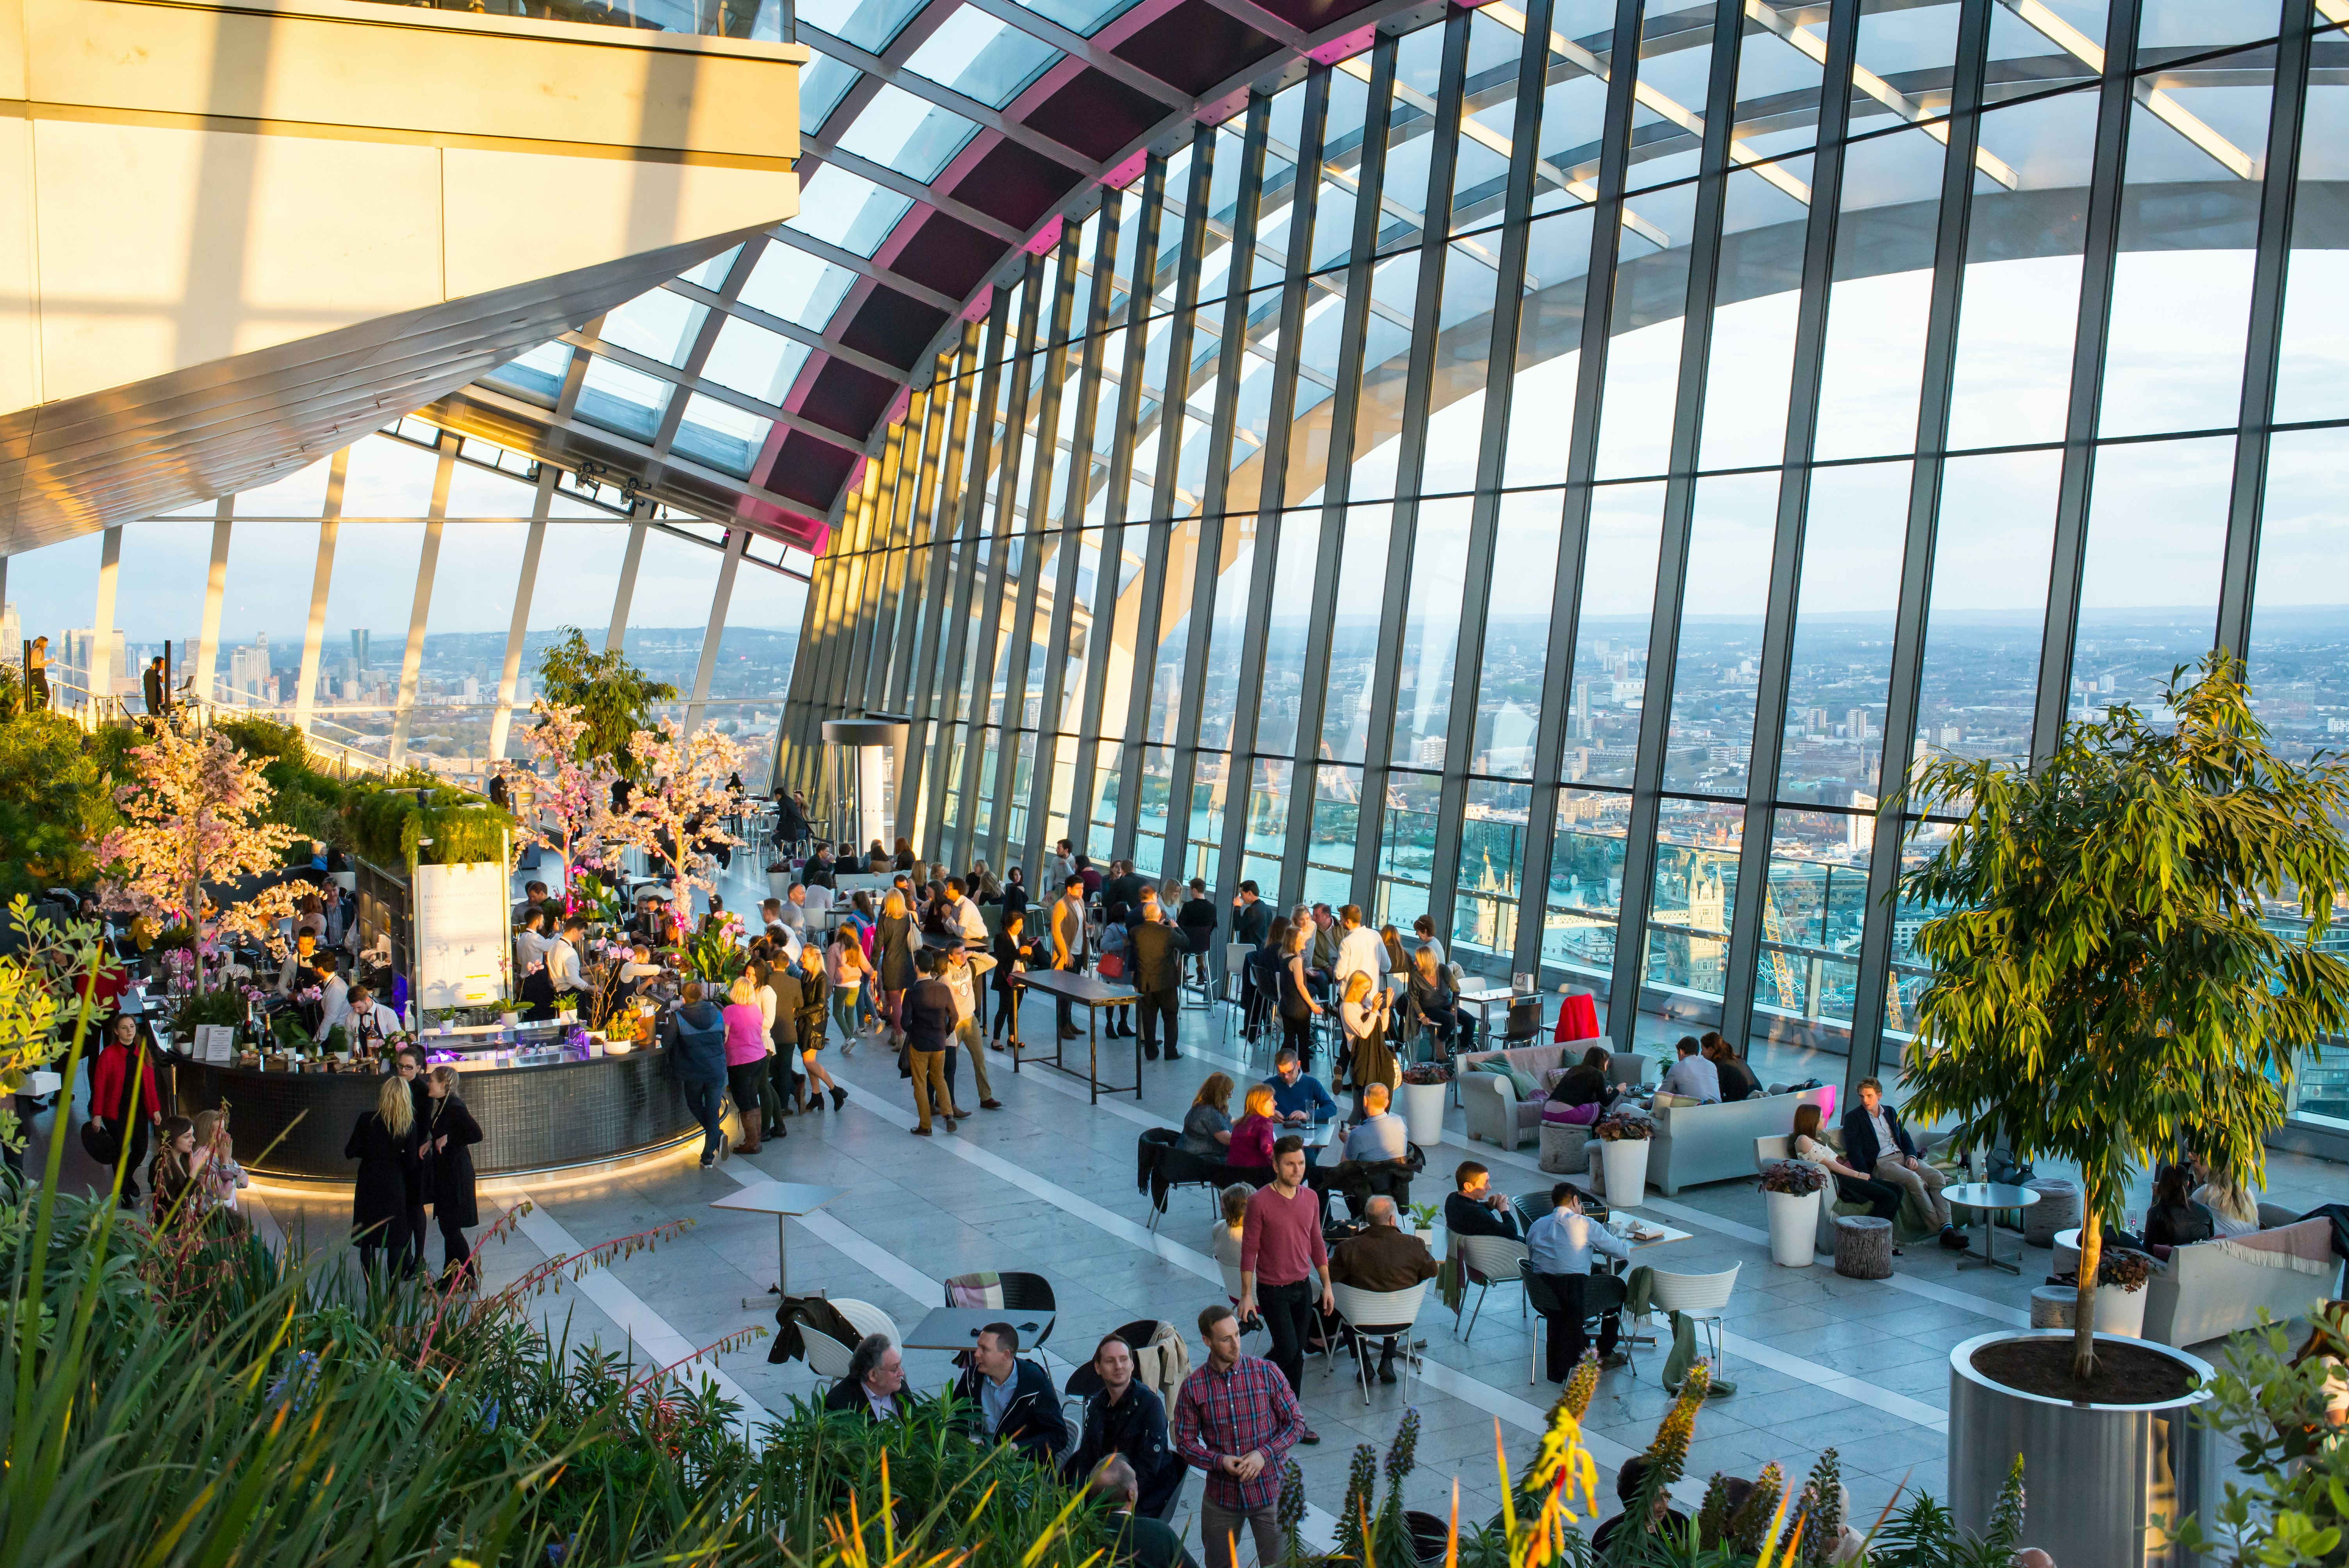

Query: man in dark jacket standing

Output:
[1229, 882, 1271, 1038]
[1128, 889, 1185, 1062]
[952, 1321, 1068, 1462]
[665, 980, 731, 1166]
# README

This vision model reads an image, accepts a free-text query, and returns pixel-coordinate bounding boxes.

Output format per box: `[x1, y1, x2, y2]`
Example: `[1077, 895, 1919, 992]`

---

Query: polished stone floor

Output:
[122, 980, 2342, 1557]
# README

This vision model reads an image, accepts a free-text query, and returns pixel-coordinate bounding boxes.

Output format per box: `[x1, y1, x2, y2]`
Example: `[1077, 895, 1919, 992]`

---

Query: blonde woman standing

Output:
[876, 890, 920, 1044]
[826, 925, 872, 1051]
[346, 1073, 420, 1277]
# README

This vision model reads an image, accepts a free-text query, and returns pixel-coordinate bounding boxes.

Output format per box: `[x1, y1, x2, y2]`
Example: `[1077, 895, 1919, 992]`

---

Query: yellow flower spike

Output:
[1494, 1419, 1518, 1541]
[1751, 1481, 1796, 1568]
[964, 1480, 1001, 1529]
[880, 1450, 895, 1564]
[1446, 1479, 1460, 1568]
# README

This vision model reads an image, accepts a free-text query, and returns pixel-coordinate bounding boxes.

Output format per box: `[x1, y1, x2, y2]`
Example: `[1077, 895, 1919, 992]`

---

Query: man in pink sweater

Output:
[1236, 1135, 1329, 1443]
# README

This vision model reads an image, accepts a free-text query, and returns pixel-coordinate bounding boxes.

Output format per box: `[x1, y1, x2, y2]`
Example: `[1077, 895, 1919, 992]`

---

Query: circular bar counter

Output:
[161, 1039, 702, 1183]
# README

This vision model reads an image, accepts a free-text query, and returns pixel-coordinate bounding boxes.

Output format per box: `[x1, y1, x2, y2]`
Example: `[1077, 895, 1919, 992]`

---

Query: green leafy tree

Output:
[1900, 652, 2349, 1383]
[0, 706, 116, 902]
[533, 629, 675, 780]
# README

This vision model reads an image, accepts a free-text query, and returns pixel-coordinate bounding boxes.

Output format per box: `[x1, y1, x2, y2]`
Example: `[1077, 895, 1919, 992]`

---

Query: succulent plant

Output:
[1797, 1448, 1845, 1565]
[1695, 1472, 1733, 1548]
[1645, 1361, 1708, 1490]
[1987, 1454, 2026, 1549]
[1560, 1354, 1600, 1422]
[1731, 1462, 1785, 1557]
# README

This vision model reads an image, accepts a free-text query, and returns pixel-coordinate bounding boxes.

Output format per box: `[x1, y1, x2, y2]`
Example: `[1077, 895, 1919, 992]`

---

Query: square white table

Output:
[709, 1181, 850, 1296]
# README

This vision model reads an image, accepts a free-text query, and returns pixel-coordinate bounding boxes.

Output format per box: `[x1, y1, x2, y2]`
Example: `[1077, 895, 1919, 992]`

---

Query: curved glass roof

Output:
[442, 0, 1460, 548]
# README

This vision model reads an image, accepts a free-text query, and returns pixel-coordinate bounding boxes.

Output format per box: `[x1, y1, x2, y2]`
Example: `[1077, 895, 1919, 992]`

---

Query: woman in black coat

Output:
[875, 892, 919, 1041]
[346, 1074, 421, 1278]
[989, 910, 1035, 1048]
[422, 1066, 484, 1288]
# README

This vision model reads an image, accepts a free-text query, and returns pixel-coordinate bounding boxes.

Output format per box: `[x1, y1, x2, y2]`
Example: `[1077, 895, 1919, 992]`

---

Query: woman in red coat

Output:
[89, 1013, 162, 1208]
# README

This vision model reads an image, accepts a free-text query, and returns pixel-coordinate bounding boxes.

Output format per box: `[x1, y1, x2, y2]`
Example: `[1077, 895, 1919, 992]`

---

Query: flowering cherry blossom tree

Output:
[620, 720, 745, 936]
[96, 718, 303, 996]
[514, 700, 627, 874]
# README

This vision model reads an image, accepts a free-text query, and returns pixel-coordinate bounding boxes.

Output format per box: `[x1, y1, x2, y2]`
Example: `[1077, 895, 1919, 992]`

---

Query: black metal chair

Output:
[1062, 1317, 1161, 1398]
[1520, 1267, 1630, 1386]
[941, 1270, 1058, 1353]
[1501, 998, 1543, 1046]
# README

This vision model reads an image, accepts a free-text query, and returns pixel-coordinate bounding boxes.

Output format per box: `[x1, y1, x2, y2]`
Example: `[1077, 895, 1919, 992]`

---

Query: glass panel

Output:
[1543, 786, 1630, 993]
[1753, 806, 1870, 1077]
[1011, 0, 1140, 37]
[796, 0, 927, 53]
[1659, 472, 1777, 795]
[1811, 126, 1948, 462]
[2247, 427, 2349, 765]
[2072, 434, 2232, 712]
[1451, 10, 1524, 235]
[1725, 0, 1824, 165]
[1392, 496, 1474, 766]
[1310, 67, 1371, 273]
[1625, 0, 1720, 193]
[2096, 49, 2273, 439]
[902, 9, 1060, 108]
[1187, 750, 1226, 882]
[1342, 253, 1421, 502]
[481, 339, 571, 406]
[2274, 60, 2349, 423]
[786, 165, 914, 258]
[1915, 449, 2062, 767]
[599, 287, 707, 368]
[1468, 490, 1562, 779]
[1305, 763, 1365, 906]
[703, 316, 813, 407]
[1533, 2, 1618, 217]
[1256, 510, 1319, 757]
[1143, 517, 1203, 742]
[1776, 460, 1910, 806]
[671, 395, 770, 478]
[1455, 777, 1533, 984]
[1134, 743, 1173, 876]
[1697, 162, 1809, 472]
[576, 355, 675, 441]
[1191, 515, 1255, 753]
[739, 242, 857, 329]
[1419, 239, 1503, 496]
[1241, 756, 1293, 890]
[1374, 768, 1441, 931]
[1642, 796, 1746, 1012]
[1320, 502, 1394, 763]
[1501, 207, 1593, 488]
[1592, 182, 1698, 480]
[836, 84, 982, 183]
[1944, 88, 2101, 451]
[1565, 481, 1666, 787]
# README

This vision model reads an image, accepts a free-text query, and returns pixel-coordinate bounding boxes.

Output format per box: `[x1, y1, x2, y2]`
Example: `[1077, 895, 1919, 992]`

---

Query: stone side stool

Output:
[1539, 1121, 1592, 1176]
[1834, 1215, 1894, 1280]
[2023, 1178, 2080, 1247]
[2029, 1285, 2078, 1329]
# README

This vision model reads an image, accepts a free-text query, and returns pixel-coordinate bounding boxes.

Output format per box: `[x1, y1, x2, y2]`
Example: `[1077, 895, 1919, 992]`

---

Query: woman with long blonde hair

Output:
[346, 1071, 420, 1277]
[876, 889, 920, 1043]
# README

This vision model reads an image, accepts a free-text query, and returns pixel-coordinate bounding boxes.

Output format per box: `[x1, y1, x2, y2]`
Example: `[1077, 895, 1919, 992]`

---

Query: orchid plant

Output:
[617, 719, 745, 923]
[516, 700, 629, 875]
[95, 716, 302, 996]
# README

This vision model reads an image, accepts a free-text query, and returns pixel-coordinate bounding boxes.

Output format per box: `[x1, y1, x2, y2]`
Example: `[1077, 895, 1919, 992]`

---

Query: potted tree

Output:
[1901, 654, 2349, 1568]
[1591, 1111, 1650, 1205]
[1756, 1159, 1825, 1268]
[1397, 1061, 1451, 1148]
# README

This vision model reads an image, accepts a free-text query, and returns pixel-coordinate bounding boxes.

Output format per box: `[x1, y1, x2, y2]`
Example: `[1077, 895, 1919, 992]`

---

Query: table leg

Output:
[776, 1213, 790, 1297]
[1130, 1003, 1142, 1100]
[1088, 1007, 1099, 1105]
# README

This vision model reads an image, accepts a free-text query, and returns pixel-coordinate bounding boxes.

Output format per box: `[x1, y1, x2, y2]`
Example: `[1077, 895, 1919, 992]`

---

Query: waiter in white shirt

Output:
[545, 918, 590, 995]
[310, 957, 352, 1039]
[941, 876, 988, 947]
[1330, 903, 1386, 999]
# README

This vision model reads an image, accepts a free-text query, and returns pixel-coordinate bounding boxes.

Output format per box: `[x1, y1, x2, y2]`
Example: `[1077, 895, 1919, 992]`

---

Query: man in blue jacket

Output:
[665, 980, 731, 1167]
[1840, 1078, 1965, 1250]
[953, 1321, 1070, 1463]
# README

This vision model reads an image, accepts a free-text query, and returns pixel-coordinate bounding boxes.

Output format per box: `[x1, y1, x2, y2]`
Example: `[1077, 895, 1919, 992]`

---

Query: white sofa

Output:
[2142, 1219, 2344, 1348]
[1457, 1038, 1606, 1151]
[1646, 1088, 1833, 1195]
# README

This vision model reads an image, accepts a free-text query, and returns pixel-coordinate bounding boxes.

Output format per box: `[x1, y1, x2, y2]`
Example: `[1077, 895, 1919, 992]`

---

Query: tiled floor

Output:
[49, 972, 2339, 1557]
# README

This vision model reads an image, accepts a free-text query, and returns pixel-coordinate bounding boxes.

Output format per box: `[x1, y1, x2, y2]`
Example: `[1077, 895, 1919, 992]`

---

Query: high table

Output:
[1456, 986, 1517, 1042]
[1944, 1181, 2041, 1274]
[1006, 969, 1141, 1103]
[903, 1306, 1057, 1353]
[708, 1181, 850, 1296]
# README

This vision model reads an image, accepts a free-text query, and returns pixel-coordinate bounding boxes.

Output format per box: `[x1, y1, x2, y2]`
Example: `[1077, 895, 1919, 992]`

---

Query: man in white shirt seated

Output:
[1657, 1037, 1721, 1103]
[1526, 1182, 1632, 1379]
[1331, 904, 1386, 1000]
[941, 877, 988, 946]
[1342, 1083, 1410, 1164]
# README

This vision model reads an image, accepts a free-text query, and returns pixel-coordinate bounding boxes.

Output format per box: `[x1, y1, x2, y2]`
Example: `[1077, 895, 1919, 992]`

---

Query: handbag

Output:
[80, 1115, 121, 1168]
[1097, 950, 1125, 981]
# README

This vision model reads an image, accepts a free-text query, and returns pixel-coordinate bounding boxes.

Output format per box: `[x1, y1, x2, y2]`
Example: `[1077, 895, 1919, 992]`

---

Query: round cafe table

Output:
[1943, 1181, 2041, 1274]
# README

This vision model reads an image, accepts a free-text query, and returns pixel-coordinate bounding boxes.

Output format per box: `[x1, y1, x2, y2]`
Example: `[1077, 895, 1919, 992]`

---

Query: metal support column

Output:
[90, 526, 121, 712]
[687, 526, 748, 736]
[488, 464, 558, 762]
[293, 449, 351, 737]
[194, 499, 233, 706]
[387, 433, 458, 769]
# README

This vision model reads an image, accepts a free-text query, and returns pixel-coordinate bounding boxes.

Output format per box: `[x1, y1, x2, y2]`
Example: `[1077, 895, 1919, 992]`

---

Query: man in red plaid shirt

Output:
[1173, 1303, 1305, 1568]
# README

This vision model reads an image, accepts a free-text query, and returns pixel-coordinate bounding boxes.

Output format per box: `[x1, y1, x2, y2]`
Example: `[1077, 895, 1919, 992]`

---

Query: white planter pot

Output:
[767, 869, 794, 898]
[2093, 1283, 2148, 1339]
[1398, 1080, 1448, 1148]
[1599, 1137, 1650, 1205]
[1766, 1188, 1821, 1267]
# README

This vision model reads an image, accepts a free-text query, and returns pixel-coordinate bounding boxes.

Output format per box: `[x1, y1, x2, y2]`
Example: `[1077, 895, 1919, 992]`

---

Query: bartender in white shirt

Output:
[310, 957, 352, 1041]
[335, 984, 404, 1049]
[545, 917, 590, 995]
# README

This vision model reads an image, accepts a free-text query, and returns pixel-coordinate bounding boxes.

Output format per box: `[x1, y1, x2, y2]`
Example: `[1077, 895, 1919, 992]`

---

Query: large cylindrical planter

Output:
[1599, 1137, 1649, 1205]
[1399, 1080, 1448, 1149]
[1766, 1189, 1821, 1267]
[1948, 1331, 2214, 1568]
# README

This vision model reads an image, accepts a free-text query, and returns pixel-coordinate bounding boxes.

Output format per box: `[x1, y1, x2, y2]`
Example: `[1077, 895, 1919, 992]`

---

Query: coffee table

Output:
[903, 1306, 1057, 1353]
[707, 1181, 849, 1295]
[1944, 1181, 2041, 1274]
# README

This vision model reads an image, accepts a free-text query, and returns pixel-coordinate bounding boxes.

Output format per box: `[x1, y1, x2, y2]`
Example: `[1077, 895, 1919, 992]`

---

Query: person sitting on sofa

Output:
[2190, 1156, 2263, 1238]
[2143, 1160, 2217, 1248]
[1700, 1032, 1761, 1103]
[1656, 1038, 1720, 1104]
[1793, 1103, 1903, 1252]
[1444, 1161, 1521, 1239]
[1546, 1046, 1615, 1114]
[1841, 1078, 1968, 1251]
